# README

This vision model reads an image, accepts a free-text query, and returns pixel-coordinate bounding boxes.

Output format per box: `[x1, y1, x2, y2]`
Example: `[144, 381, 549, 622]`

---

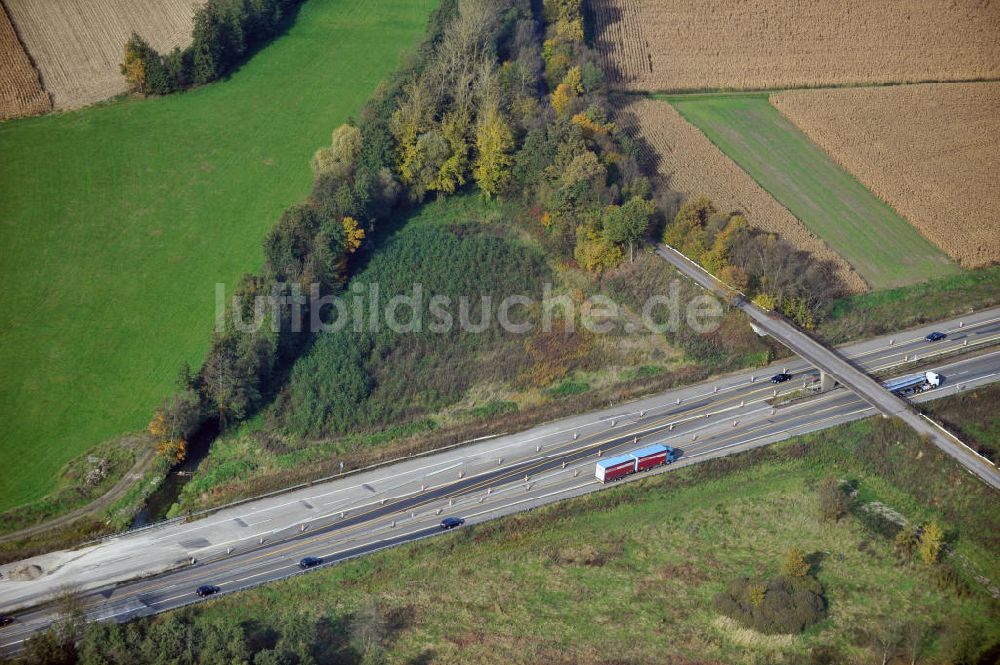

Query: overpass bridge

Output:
[656, 243, 1000, 490]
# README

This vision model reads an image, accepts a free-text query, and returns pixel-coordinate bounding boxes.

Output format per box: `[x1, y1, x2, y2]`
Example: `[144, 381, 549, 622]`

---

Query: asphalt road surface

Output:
[1, 311, 999, 654]
[656, 243, 1000, 488]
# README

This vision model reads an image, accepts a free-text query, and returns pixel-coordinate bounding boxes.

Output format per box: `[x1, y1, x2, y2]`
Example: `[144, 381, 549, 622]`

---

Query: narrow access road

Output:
[0, 447, 158, 545]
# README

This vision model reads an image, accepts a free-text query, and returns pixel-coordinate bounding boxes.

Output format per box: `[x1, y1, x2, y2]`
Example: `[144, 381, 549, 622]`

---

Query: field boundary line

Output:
[622, 75, 1000, 99]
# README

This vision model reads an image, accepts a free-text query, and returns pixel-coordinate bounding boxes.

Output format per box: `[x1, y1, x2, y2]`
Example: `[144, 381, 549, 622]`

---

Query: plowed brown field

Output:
[593, 0, 1000, 91]
[615, 98, 868, 293]
[5, 0, 198, 110]
[0, 1, 49, 120]
[772, 83, 1000, 269]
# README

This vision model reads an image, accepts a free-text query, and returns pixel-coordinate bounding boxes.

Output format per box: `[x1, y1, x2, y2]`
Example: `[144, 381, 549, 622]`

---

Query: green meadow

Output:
[0, 0, 435, 511]
[664, 94, 958, 290]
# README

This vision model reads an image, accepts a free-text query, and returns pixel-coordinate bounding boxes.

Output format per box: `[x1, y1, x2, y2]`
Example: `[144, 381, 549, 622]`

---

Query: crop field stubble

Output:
[0, 1, 49, 120]
[591, 0, 1000, 91]
[613, 97, 868, 293]
[3, 0, 198, 110]
[772, 82, 1000, 269]
[594, 0, 990, 288]
[665, 95, 960, 290]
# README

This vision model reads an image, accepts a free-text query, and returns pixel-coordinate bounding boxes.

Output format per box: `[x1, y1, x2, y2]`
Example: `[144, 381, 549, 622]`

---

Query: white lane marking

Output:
[848, 315, 1000, 360]
[461, 482, 601, 522]
[91, 362, 1000, 620]
[143, 333, 1000, 542]
[425, 461, 463, 477]
[317, 527, 431, 560]
[116, 333, 1000, 545]
[228, 564, 296, 585]
[122, 358, 1000, 567]
[157, 591, 192, 605]
[155, 458, 469, 540]
[6, 355, 996, 658]
[684, 407, 876, 460]
[168, 378, 749, 539]
[866, 334, 1000, 372]
[98, 604, 148, 620]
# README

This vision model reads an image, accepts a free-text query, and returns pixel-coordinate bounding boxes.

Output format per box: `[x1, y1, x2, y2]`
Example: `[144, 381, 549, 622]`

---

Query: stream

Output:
[131, 420, 219, 528]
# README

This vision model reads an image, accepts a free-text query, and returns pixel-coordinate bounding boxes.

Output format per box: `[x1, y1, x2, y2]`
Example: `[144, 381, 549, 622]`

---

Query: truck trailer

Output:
[882, 371, 942, 396]
[595, 444, 676, 483]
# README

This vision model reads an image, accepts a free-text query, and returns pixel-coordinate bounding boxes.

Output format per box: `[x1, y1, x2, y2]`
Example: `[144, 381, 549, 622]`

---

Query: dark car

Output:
[195, 585, 221, 597]
[299, 556, 323, 569]
[440, 517, 465, 530]
[925, 331, 947, 342]
[0, 616, 14, 627]
[770, 373, 792, 384]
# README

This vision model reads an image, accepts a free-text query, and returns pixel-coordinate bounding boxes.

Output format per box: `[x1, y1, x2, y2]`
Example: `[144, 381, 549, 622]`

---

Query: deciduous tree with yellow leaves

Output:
[121, 33, 150, 94]
[782, 548, 810, 577]
[551, 82, 574, 116]
[312, 124, 362, 178]
[919, 521, 944, 564]
[473, 105, 514, 198]
[574, 227, 623, 273]
[342, 216, 366, 253]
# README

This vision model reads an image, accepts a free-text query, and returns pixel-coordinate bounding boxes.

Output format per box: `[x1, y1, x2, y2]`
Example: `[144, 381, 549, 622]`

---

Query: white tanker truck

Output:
[882, 371, 942, 397]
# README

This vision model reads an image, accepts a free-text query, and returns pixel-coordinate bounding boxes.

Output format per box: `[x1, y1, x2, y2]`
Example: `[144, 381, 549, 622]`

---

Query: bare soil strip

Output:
[772, 83, 1000, 268]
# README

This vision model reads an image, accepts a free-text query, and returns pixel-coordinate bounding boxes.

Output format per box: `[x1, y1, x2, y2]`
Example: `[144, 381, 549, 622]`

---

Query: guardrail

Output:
[80, 432, 508, 548]
[919, 414, 999, 473]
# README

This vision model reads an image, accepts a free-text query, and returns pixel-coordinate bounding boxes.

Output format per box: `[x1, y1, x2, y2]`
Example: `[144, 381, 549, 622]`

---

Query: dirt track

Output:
[0, 447, 157, 546]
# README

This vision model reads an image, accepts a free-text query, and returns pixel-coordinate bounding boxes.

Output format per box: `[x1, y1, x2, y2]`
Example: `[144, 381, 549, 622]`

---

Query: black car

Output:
[0, 616, 14, 627]
[925, 331, 947, 342]
[440, 517, 465, 530]
[299, 556, 323, 569]
[770, 373, 792, 384]
[195, 585, 221, 597]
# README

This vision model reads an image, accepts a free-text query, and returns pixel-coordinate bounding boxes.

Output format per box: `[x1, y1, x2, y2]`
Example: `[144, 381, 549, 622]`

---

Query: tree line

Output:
[14, 595, 399, 665]
[121, 0, 302, 95]
[141, 0, 657, 458]
[662, 196, 849, 329]
[140, 0, 850, 472]
[143, 1, 461, 460]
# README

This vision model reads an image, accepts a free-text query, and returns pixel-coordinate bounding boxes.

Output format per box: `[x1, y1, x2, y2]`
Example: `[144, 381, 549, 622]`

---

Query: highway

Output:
[1, 309, 999, 654]
[656, 243, 1000, 488]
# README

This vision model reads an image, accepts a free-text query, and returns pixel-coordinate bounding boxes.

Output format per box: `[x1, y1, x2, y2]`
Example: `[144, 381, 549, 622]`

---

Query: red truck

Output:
[595, 444, 676, 483]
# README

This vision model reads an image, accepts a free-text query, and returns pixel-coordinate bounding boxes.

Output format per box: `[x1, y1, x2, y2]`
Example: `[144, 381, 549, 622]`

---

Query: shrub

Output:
[894, 523, 920, 562]
[919, 521, 944, 564]
[782, 548, 810, 577]
[816, 476, 849, 522]
[714, 574, 826, 635]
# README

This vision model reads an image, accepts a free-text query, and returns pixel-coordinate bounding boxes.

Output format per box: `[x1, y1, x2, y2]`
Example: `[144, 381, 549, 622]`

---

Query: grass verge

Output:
[923, 383, 1000, 463]
[817, 265, 1000, 344]
[169, 196, 774, 513]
